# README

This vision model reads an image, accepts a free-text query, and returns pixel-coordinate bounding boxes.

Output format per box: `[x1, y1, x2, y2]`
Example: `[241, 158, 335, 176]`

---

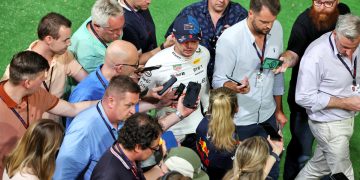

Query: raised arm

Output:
[48, 99, 98, 117]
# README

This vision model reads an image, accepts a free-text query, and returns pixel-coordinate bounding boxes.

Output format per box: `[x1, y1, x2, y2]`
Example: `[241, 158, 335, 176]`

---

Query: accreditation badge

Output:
[351, 84, 360, 93]
[255, 72, 263, 88]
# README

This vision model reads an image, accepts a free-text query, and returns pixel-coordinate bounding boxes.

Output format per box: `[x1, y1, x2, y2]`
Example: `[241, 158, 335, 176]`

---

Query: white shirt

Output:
[139, 45, 210, 138]
[3, 169, 39, 180]
[213, 18, 285, 126]
[296, 32, 360, 122]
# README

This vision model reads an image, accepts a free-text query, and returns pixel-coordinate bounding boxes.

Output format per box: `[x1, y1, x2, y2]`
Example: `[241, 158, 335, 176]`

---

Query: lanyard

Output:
[0, 96, 29, 129]
[96, 71, 108, 89]
[114, 143, 141, 180]
[43, 66, 54, 92]
[96, 102, 116, 141]
[329, 33, 358, 86]
[252, 36, 267, 73]
[89, 21, 108, 48]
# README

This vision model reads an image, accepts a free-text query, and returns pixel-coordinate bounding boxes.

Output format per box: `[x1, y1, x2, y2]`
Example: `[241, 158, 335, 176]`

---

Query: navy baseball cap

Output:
[172, 15, 202, 43]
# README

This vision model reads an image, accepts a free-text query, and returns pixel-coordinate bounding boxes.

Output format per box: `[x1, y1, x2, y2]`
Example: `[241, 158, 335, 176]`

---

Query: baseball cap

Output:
[164, 147, 209, 180]
[172, 15, 202, 43]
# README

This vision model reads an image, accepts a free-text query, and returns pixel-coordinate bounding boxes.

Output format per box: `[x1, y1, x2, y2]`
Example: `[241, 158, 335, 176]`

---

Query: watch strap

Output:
[175, 110, 185, 120]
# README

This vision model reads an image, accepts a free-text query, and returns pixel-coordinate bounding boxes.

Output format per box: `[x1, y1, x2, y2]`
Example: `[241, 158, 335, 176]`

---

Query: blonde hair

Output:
[223, 136, 269, 180]
[208, 87, 238, 152]
[4, 119, 64, 180]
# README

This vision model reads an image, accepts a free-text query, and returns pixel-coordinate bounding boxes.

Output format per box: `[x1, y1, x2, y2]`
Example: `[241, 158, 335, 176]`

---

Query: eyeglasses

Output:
[103, 27, 122, 34]
[313, 0, 336, 8]
[114, 62, 139, 69]
[94, 24, 122, 34]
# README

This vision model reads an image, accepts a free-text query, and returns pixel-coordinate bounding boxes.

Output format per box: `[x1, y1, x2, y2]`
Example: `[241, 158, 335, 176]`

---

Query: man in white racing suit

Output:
[139, 15, 210, 149]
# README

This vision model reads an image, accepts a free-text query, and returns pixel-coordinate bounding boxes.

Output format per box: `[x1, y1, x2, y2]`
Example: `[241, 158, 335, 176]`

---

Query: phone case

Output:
[260, 123, 282, 140]
[137, 65, 162, 73]
[158, 75, 177, 95]
[226, 75, 242, 85]
[262, 58, 283, 69]
[183, 82, 201, 108]
[330, 173, 349, 180]
[173, 83, 186, 101]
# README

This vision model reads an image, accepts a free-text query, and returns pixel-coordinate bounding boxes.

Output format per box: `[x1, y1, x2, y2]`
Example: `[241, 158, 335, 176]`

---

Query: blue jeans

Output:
[283, 110, 314, 180]
[235, 114, 280, 180]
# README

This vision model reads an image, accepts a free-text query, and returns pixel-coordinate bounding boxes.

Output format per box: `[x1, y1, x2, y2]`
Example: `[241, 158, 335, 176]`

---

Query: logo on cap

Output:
[184, 23, 194, 30]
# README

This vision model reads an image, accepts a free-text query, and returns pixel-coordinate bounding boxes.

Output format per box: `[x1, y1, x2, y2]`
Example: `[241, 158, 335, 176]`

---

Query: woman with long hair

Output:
[3, 119, 64, 180]
[223, 136, 283, 180]
[195, 87, 239, 179]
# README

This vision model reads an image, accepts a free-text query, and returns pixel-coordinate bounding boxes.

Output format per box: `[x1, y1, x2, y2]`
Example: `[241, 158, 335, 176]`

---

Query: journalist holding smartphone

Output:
[212, 0, 287, 179]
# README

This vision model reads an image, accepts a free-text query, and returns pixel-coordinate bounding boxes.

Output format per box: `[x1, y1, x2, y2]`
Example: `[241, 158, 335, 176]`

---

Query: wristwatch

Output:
[270, 151, 280, 162]
[175, 110, 185, 121]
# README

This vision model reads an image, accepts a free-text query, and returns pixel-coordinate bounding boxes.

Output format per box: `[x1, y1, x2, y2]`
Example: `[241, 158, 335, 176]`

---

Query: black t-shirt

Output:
[91, 145, 145, 180]
[287, 3, 350, 112]
[122, 8, 157, 53]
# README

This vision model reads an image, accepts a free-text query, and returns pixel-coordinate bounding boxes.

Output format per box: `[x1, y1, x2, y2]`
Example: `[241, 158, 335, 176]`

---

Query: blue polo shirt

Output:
[54, 102, 121, 180]
[66, 65, 108, 127]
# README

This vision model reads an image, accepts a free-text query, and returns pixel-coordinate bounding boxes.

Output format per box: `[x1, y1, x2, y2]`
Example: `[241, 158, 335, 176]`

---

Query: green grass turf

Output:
[0, 0, 359, 179]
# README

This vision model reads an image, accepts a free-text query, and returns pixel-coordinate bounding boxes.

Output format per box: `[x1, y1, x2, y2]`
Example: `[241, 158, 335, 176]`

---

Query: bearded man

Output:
[277, 1, 350, 179]
[212, 0, 285, 179]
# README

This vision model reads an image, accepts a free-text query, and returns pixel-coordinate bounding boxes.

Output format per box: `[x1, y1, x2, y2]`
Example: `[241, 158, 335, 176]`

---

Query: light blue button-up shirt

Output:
[213, 19, 285, 126]
[66, 65, 108, 127]
[54, 102, 121, 180]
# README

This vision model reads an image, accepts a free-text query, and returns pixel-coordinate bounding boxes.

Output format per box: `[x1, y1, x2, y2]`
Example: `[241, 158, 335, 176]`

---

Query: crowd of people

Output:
[0, 0, 359, 180]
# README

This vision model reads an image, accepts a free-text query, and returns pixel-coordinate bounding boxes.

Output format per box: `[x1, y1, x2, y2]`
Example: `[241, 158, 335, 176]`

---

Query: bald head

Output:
[105, 40, 139, 67]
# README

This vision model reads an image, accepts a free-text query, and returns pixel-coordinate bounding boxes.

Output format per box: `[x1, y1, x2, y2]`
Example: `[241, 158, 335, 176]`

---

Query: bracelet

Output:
[270, 151, 280, 162]
[175, 110, 185, 121]
[160, 43, 165, 50]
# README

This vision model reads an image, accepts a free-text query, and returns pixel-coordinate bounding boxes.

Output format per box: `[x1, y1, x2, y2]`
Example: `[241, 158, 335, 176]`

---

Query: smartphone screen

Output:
[262, 58, 283, 69]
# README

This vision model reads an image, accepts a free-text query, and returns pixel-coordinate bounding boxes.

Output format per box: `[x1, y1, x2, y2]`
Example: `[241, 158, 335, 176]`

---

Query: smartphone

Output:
[260, 123, 282, 141]
[173, 83, 186, 101]
[226, 75, 242, 86]
[157, 75, 177, 96]
[136, 65, 162, 73]
[262, 58, 283, 69]
[140, 88, 149, 98]
[330, 173, 349, 180]
[183, 82, 201, 108]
